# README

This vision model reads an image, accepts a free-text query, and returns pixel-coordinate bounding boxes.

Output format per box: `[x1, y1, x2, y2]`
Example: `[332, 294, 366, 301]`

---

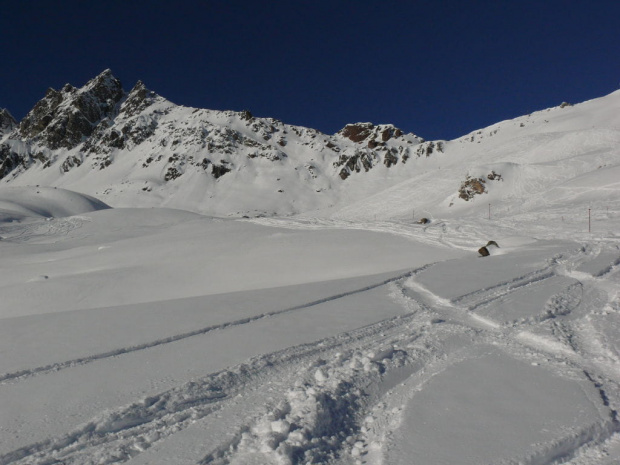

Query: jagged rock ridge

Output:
[18, 70, 124, 149]
[2, 71, 617, 220]
[0, 70, 446, 216]
[0, 109, 17, 138]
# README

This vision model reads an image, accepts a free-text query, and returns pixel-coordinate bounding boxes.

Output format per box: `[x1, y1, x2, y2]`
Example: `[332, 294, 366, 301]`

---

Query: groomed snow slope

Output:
[1, 183, 620, 465]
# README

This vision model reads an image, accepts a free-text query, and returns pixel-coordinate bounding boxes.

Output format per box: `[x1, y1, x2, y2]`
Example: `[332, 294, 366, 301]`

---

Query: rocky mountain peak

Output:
[338, 122, 411, 149]
[16, 70, 125, 150]
[340, 123, 375, 143]
[0, 109, 17, 138]
[83, 69, 123, 99]
[120, 80, 162, 117]
[0, 70, 445, 216]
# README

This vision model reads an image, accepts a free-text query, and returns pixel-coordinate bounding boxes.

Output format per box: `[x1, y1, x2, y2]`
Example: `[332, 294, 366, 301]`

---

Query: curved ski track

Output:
[0, 267, 425, 386]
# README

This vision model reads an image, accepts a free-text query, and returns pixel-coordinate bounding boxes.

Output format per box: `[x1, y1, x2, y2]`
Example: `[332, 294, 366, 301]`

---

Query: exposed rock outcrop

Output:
[334, 150, 379, 180]
[339, 123, 413, 148]
[340, 123, 375, 143]
[120, 80, 158, 118]
[459, 176, 487, 200]
[458, 171, 503, 201]
[0, 143, 21, 179]
[17, 69, 124, 150]
[0, 109, 17, 138]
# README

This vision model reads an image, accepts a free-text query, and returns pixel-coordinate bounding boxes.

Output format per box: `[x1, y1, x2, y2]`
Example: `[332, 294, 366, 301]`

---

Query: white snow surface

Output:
[1, 91, 620, 465]
[0, 186, 109, 222]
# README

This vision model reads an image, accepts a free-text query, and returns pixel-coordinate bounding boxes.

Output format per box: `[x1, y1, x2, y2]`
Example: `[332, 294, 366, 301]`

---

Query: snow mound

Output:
[0, 186, 110, 221]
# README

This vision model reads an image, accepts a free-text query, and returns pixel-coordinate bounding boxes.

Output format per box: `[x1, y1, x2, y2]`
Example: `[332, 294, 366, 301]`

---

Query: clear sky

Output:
[1, 0, 619, 140]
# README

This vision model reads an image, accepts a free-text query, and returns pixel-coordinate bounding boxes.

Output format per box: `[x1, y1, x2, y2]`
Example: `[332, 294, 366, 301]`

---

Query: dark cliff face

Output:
[0, 144, 21, 179]
[339, 123, 406, 147]
[17, 69, 124, 150]
[334, 123, 419, 179]
[81, 80, 165, 158]
[120, 80, 158, 118]
[0, 109, 17, 138]
[0, 110, 22, 179]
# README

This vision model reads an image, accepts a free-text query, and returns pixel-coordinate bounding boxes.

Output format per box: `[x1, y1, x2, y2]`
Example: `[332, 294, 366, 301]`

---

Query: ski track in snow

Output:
[0, 283, 451, 465]
[0, 267, 423, 385]
[210, 236, 620, 465]
[2, 217, 620, 465]
[248, 217, 480, 251]
[0, 216, 91, 244]
[325, 247, 619, 465]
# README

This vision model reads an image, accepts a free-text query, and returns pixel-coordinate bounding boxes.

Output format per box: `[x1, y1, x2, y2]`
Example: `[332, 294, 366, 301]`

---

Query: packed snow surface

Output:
[1, 89, 620, 465]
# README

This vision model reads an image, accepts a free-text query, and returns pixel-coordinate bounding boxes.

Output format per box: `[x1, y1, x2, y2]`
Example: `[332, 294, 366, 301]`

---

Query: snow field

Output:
[2, 189, 620, 463]
[0, 186, 110, 222]
[2, 87, 620, 465]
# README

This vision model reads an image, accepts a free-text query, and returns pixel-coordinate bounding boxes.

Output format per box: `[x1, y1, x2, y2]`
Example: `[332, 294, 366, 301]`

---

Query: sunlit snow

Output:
[1, 91, 620, 465]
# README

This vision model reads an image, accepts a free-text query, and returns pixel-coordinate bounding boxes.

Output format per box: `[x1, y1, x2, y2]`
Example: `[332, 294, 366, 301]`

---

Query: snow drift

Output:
[0, 186, 110, 222]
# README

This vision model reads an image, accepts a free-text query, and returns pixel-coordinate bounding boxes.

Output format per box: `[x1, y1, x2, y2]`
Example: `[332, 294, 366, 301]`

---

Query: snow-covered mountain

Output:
[335, 91, 620, 222]
[1, 70, 619, 221]
[2, 75, 620, 465]
[0, 70, 427, 216]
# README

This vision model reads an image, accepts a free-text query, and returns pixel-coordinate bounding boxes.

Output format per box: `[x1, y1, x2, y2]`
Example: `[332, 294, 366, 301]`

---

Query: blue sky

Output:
[1, 0, 619, 140]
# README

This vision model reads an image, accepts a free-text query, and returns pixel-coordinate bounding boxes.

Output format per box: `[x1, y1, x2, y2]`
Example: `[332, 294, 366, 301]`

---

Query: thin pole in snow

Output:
[588, 208, 591, 233]
[488, 203, 491, 220]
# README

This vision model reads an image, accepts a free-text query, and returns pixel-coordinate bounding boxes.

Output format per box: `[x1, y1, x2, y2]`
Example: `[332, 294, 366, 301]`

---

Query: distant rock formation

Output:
[18, 70, 124, 150]
[0, 109, 17, 138]
[0, 70, 435, 190]
[334, 123, 423, 180]
[458, 171, 503, 201]
[0, 70, 470, 217]
[459, 176, 487, 201]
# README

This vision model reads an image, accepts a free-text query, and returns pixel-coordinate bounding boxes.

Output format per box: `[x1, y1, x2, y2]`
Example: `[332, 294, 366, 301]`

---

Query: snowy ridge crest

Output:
[0, 70, 435, 216]
[1, 72, 620, 220]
